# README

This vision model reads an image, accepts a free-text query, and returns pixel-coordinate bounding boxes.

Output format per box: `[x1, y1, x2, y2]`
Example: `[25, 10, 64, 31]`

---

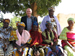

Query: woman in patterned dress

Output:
[0, 19, 13, 56]
[10, 22, 31, 56]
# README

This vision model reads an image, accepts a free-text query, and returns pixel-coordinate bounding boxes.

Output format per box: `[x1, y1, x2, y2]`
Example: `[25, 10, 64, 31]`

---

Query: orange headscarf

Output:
[16, 21, 25, 27]
[3, 19, 10, 23]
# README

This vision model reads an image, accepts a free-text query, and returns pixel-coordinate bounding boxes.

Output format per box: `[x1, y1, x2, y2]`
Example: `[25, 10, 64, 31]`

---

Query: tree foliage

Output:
[10, 16, 21, 29]
[0, 22, 3, 28]
[0, 0, 61, 16]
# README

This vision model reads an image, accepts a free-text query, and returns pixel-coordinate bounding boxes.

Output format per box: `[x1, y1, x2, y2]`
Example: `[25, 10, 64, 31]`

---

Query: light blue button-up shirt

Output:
[27, 17, 32, 31]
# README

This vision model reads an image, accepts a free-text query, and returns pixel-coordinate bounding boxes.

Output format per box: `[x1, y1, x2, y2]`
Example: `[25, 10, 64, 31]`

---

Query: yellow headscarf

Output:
[3, 19, 10, 23]
[16, 21, 25, 27]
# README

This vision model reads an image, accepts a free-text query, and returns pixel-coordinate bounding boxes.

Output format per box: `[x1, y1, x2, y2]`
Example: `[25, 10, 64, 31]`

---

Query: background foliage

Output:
[0, 0, 61, 17]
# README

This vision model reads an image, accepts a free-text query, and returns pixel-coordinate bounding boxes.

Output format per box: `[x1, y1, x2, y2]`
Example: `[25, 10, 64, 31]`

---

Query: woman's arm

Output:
[63, 40, 75, 52]
[13, 40, 20, 49]
[20, 43, 30, 48]
[42, 35, 53, 45]
[63, 40, 73, 48]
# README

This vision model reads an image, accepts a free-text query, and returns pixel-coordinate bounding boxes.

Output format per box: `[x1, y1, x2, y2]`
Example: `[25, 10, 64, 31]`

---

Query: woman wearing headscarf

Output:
[42, 21, 63, 56]
[40, 7, 61, 36]
[59, 18, 75, 56]
[30, 21, 43, 46]
[29, 21, 44, 56]
[29, 21, 54, 56]
[0, 19, 13, 56]
[9, 22, 31, 56]
[42, 21, 58, 45]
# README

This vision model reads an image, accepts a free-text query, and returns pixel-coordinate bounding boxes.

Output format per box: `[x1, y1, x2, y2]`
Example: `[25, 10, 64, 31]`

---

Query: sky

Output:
[38, 0, 75, 22]
[1, 0, 75, 22]
[54, 0, 75, 16]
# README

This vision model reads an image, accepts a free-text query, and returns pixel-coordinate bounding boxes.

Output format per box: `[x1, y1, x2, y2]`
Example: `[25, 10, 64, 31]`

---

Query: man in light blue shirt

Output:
[27, 17, 32, 31]
[21, 8, 37, 31]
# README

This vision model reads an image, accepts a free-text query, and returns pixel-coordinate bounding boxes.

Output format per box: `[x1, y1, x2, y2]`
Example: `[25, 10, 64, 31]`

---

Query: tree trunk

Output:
[31, 2, 38, 18]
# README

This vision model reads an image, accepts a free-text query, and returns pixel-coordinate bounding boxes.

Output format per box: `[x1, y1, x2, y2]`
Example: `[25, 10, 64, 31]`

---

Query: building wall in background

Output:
[57, 13, 75, 30]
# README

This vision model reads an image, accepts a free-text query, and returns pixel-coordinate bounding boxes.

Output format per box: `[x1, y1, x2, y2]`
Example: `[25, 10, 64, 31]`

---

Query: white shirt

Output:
[40, 15, 62, 36]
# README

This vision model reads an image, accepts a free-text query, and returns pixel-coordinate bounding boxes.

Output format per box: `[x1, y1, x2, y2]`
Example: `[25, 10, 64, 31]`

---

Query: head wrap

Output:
[33, 21, 38, 26]
[3, 19, 10, 23]
[48, 7, 55, 11]
[67, 18, 75, 22]
[16, 21, 25, 27]
[45, 21, 52, 26]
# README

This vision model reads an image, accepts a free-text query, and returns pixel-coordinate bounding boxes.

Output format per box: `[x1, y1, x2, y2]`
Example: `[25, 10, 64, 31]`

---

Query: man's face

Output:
[26, 8, 32, 17]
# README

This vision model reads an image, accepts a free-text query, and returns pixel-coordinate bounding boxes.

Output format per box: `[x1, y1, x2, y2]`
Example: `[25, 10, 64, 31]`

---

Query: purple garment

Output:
[40, 15, 62, 36]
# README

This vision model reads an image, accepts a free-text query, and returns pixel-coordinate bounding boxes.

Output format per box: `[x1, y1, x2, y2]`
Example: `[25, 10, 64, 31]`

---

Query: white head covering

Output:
[48, 6, 55, 11]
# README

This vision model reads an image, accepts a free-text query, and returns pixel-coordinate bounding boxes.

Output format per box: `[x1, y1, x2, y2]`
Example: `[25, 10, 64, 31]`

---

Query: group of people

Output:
[0, 7, 75, 56]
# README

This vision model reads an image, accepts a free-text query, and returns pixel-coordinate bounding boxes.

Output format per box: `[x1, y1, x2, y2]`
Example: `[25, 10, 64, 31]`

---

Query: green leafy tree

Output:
[10, 16, 21, 30]
[0, 0, 61, 17]
[38, 22, 41, 25]
[0, 22, 3, 28]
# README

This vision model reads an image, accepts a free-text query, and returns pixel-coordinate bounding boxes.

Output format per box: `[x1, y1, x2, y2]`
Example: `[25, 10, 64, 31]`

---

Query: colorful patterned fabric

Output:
[13, 47, 29, 56]
[42, 29, 58, 44]
[0, 26, 12, 46]
[28, 47, 53, 56]
[51, 18, 57, 34]
[16, 30, 30, 46]
[0, 26, 12, 39]
[40, 15, 62, 36]
[3, 19, 10, 23]
[0, 26, 13, 56]
[59, 27, 75, 56]
[67, 32, 75, 42]
[30, 21, 45, 46]
[67, 32, 75, 47]
[30, 29, 43, 46]
[45, 47, 53, 56]
[10, 30, 32, 56]
[9, 30, 18, 41]
[10, 29, 31, 46]
[28, 47, 45, 56]
[42, 29, 63, 56]
[16, 21, 25, 27]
